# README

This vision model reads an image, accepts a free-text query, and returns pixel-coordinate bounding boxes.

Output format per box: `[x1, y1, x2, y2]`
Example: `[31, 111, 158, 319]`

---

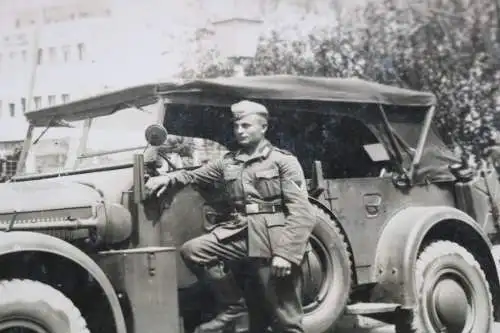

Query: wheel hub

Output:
[432, 278, 470, 332]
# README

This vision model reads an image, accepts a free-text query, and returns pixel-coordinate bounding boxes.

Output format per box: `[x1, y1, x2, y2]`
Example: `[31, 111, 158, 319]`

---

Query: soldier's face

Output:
[233, 114, 267, 146]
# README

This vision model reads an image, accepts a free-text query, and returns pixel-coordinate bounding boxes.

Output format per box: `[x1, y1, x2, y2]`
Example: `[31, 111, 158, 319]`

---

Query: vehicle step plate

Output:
[346, 302, 400, 315]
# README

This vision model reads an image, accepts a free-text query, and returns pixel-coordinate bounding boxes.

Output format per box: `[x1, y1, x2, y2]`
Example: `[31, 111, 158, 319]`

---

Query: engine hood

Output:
[0, 179, 102, 214]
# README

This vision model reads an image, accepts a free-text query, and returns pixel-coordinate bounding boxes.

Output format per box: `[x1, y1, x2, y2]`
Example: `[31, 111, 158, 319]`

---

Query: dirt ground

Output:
[336, 315, 500, 333]
[335, 316, 393, 333]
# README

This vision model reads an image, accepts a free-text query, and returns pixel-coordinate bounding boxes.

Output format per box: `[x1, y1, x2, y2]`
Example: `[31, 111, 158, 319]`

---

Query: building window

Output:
[0, 101, 2, 118]
[37, 48, 43, 65]
[34, 96, 41, 110]
[15, 19, 20, 28]
[9, 51, 16, 60]
[62, 45, 70, 62]
[48, 95, 56, 106]
[9, 103, 15, 117]
[20, 98, 26, 112]
[77, 43, 85, 61]
[21, 50, 27, 62]
[61, 94, 70, 103]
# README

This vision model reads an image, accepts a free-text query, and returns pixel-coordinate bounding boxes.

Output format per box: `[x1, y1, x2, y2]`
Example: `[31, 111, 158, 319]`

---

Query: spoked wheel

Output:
[0, 279, 89, 333]
[300, 206, 352, 333]
[397, 241, 493, 333]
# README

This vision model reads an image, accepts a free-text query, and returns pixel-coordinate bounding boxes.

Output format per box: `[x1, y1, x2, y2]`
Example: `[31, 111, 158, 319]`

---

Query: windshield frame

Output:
[14, 98, 164, 178]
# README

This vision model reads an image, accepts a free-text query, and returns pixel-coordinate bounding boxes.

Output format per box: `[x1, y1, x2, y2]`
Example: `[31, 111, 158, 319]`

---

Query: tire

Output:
[396, 241, 493, 333]
[0, 279, 89, 333]
[301, 206, 352, 333]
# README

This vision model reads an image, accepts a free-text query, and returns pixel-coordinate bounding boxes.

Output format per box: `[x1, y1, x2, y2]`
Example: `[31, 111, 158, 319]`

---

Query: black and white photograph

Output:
[0, 0, 500, 332]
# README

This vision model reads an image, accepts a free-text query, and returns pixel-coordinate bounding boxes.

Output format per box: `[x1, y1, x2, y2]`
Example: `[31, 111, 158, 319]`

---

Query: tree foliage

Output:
[177, 0, 500, 162]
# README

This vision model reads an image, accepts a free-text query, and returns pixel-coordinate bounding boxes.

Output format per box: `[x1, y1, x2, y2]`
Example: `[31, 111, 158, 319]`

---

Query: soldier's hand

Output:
[271, 256, 292, 277]
[144, 175, 172, 198]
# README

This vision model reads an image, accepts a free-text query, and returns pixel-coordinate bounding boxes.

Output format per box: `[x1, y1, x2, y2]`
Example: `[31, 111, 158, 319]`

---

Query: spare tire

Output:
[301, 205, 352, 333]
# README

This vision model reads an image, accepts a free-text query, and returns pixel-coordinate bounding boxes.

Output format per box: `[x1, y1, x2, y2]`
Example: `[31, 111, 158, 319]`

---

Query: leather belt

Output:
[234, 203, 283, 215]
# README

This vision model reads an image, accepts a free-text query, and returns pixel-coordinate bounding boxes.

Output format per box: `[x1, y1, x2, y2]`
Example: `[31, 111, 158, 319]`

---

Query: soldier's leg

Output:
[181, 233, 248, 333]
[254, 260, 304, 333]
[243, 259, 274, 333]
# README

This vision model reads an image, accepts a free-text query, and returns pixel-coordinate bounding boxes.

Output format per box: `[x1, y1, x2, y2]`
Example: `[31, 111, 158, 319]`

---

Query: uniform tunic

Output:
[170, 139, 315, 266]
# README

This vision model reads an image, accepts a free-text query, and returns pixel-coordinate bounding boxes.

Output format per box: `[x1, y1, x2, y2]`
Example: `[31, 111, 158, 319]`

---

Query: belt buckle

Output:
[245, 203, 259, 214]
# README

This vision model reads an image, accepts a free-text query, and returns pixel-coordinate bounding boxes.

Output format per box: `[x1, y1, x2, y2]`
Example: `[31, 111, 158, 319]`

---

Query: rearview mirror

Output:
[363, 143, 390, 162]
[145, 124, 168, 147]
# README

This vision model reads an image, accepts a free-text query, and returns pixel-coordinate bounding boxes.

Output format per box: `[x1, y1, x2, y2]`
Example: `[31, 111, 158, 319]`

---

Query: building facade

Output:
[0, 0, 190, 121]
[0, 0, 199, 160]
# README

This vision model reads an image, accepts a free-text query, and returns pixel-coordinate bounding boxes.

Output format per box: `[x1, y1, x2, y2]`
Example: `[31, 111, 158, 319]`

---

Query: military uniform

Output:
[150, 101, 316, 333]
[178, 139, 314, 265]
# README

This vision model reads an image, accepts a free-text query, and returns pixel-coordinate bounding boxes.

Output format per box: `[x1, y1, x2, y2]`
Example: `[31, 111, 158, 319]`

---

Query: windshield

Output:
[23, 122, 84, 174]
[20, 103, 158, 175]
[76, 104, 157, 169]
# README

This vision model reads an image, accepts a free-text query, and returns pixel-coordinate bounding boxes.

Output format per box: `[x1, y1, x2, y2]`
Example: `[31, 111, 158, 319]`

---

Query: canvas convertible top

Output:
[162, 75, 437, 107]
[22, 75, 455, 184]
[25, 75, 436, 125]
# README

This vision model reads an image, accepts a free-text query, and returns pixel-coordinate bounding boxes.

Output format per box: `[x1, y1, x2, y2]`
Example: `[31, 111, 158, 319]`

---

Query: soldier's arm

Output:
[183, 160, 224, 186]
[145, 160, 224, 196]
[273, 154, 316, 266]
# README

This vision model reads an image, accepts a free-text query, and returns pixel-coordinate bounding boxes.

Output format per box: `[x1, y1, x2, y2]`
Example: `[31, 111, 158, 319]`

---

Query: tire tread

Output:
[0, 279, 90, 333]
[402, 240, 493, 333]
[307, 205, 353, 333]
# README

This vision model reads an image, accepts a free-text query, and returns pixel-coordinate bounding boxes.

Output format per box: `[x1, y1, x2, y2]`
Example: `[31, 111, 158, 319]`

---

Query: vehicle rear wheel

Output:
[301, 206, 352, 333]
[0, 279, 89, 333]
[396, 241, 493, 333]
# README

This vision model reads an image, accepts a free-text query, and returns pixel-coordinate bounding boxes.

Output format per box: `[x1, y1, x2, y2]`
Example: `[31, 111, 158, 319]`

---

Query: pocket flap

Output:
[256, 168, 279, 179]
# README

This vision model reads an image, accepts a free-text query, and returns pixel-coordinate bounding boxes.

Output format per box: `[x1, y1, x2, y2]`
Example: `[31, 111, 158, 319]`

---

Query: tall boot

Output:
[194, 264, 248, 333]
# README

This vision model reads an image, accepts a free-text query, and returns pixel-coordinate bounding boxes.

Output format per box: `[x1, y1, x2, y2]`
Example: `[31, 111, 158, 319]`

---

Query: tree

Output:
[176, 0, 500, 162]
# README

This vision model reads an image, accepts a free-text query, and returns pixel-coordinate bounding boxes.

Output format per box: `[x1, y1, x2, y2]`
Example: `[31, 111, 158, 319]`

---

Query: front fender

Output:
[372, 205, 498, 308]
[0, 231, 126, 333]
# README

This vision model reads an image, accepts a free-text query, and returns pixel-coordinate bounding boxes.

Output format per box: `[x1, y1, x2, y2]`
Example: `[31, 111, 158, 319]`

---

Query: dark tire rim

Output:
[301, 234, 330, 313]
[421, 268, 475, 333]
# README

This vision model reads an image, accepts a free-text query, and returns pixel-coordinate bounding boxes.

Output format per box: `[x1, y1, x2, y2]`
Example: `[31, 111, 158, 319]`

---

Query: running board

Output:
[346, 302, 401, 315]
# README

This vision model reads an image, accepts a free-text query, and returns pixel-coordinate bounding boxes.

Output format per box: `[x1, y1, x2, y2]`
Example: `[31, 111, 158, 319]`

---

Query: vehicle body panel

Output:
[317, 178, 456, 283]
[97, 246, 180, 333]
[11, 165, 134, 205]
[0, 179, 101, 213]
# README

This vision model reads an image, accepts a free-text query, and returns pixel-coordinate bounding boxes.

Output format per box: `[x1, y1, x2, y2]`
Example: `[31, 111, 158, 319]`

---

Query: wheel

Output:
[0, 279, 89, 333]
[301, 206, 352, 333]
[396, 241, 493, 333]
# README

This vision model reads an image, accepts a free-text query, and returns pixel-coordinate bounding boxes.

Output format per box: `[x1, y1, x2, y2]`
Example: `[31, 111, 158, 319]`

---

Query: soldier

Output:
[145, 100, 316, 333]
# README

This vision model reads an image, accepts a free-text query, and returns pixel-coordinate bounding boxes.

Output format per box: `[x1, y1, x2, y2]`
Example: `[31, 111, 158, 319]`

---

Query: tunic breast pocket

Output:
[255, 168, 281, 199]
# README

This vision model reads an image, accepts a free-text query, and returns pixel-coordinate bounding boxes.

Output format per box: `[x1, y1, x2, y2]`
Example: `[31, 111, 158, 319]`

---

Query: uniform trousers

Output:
[180, 230, 304, 333]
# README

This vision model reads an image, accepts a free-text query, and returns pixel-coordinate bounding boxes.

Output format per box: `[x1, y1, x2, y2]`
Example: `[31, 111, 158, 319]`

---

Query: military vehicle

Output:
[0, 75, 499, 333]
